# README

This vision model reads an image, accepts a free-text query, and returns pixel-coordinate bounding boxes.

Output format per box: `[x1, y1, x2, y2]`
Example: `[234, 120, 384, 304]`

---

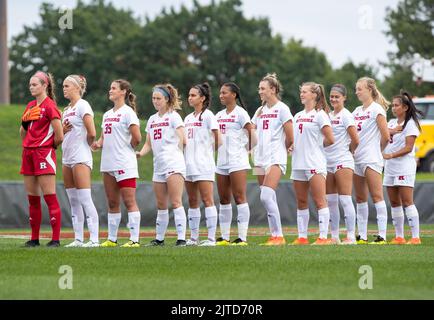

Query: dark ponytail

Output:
[394, 90, 422, 131]
[114, 79, 137, 113]
[222, 82, 247, 110]
[193, 82, 211, 121]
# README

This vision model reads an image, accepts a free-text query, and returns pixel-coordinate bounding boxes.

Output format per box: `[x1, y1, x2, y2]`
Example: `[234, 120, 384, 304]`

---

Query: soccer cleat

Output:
[407, 238, 422, 245]
[175, 240, 187, 247]
[330, 238, 341, 245]
[24, 240, 40, 247]
[101, 239, 118, 247]
[186, 239, 199, 246]
[216, 237, 231, 246]
[82, 240, 100, 248]
[311, 238, 334, 246]
[340, 238, 357, 245]
[231, 238, 248, 246]
[369, 235, 387, 245]
[65, 240, 83, 248]
[121, 240, 140, 248]
[291, 237, 309, 246]
[46, 240, 60, 247]
[389, 237, 406, 245]
[145, 239, 165, 247]
[356, 235, 368, 245]
[199, 239, 217, 247]
[260, 237, 286, 246]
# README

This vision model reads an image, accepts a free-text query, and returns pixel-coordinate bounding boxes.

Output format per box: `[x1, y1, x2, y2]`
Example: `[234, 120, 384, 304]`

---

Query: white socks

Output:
[391, 206, 405, 239]
[66, 188, 84, 242]
[339, 195, 356, 240]
[205, 206, 218, 242]
[237, 203, 250, 242]
[356, 202, 369, 240]
[327, 194, 339, 239]
[174, 207, 187, 241]
[219, 204, 233, 241]
[108, 212, 121, 242]
[260, 186, 283, 237]
[405, 205, 420, 239]
[76, 189, 99, 243]
[318, 207, 330, 239]
[297, 209, 309, 239]
[156, 210, 169, 241]
[188, 208, 201, 241]
[127, 211, 141, 242]
[375, 201, 388, 239]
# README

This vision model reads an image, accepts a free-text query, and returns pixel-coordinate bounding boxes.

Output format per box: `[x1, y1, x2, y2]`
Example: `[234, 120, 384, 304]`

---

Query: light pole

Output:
[0, 0, 10, 105]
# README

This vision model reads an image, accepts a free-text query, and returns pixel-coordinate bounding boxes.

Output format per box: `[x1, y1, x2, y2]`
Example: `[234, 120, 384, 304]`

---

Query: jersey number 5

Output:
[104, 123, 112, 134]
[154, 128, 162, 140]
[357, 122, 362, 132]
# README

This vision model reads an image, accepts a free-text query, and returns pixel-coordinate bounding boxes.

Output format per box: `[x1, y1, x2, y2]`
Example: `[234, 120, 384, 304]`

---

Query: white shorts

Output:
[383, 174, 416, 188]
[327, 160, 355, 174]
[216, 165, 251, 176]
[253, 164, 287, 176]
[153, 170, 186, 183]
[105, 168, 139, 182]
[354, 163, 383, 177]
[63, 161, 93, 170]
[291, 169, 327, 182]
[185, 174, 215, 183]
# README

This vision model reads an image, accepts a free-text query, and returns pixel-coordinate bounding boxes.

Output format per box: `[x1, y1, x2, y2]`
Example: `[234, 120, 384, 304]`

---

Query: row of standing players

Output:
[20, 71, 422, 248]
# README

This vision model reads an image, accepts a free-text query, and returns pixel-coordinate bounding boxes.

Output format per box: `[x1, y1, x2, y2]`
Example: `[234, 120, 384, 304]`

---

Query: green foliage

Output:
[385, 0, 434, 60]
[9, 0, 376, 118]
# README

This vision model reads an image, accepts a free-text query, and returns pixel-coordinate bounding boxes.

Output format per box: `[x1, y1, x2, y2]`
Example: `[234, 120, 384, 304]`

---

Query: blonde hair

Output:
[256, 73, 283, 117]
[65, 74, 87, 97]
[301, 82, 330, 113]
[357, 77, 390, 111]
[153, 83, 182, 112]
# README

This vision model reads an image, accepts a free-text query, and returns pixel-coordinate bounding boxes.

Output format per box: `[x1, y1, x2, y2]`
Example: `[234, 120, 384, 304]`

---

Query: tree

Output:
[385, 0, 434, 60]
[9, 0, 141, 110]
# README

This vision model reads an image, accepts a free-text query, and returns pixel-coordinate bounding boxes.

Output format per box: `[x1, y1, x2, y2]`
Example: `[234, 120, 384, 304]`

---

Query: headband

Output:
[195, 85, 206, 96]
[65, 76, 81, 89]
[34, 71, 49, 84]
[330, 86, 347, 96]
[153, 87, 170, 99]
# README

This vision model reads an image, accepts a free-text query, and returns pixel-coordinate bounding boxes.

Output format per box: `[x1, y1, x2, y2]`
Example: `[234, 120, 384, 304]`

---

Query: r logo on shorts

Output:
[40, 162, 47, 170]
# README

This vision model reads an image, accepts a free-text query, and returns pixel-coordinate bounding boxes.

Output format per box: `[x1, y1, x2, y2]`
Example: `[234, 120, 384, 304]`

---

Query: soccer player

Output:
[136, 84, 187, 247]
[383, 91, 422, 245]
[291, 82, 335, 246]
[353, 77, 390, 245]
[62, 75, 100, 248]
[92, 79, 142, 248]
[20, 71, 64, 247]
[215, 83, 256, 246]
[252, 73, 293, 246]
[184, 83, 221, 247]
[325, 84, 359, 245]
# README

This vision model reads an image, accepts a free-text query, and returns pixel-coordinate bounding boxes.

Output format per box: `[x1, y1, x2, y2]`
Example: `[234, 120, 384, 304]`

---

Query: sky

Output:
[7, 0, 401, 77]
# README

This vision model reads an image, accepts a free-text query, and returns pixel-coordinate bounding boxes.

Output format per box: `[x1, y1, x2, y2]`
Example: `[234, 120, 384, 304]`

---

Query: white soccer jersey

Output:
[62, 99, 94, 166]
[324, 108, 356, 167]
[251, 101, 293, 168]
[292, 109, 331, 170]
[146, 111, 186, 175]
[100, 105, 140, 172]
[216, 106, 251, 169]
[353, 102, 387, 164]
[184, 109, 219, 176]
[384, 118, 420, 176]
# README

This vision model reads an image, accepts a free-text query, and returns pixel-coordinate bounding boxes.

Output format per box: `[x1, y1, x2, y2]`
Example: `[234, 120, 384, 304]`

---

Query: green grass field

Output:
[1, 226, 433, 300]
[2, 104, 434, 182]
